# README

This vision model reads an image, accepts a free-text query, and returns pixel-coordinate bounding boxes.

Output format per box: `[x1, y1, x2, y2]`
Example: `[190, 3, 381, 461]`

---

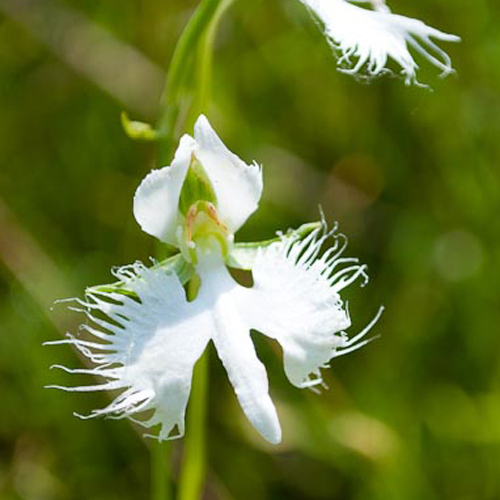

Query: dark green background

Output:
[0, 0, 499, 498]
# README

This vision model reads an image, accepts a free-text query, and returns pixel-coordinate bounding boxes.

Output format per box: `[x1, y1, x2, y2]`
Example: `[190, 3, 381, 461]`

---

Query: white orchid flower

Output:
[47, 115, 382, 444]
[298, 0, 460, 85]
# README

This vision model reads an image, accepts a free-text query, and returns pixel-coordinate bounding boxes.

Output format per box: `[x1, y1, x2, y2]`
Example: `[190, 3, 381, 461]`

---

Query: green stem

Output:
[176, 275, 208, 500]
[177, 349, 209, 500]
[151, 442, 172, 500]
[184, 0, 235, 131]
[157, 0, 223, 163]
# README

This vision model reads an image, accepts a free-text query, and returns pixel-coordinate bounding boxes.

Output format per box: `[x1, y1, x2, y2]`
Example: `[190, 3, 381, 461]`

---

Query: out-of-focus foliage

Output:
[0, 0, 499, 498]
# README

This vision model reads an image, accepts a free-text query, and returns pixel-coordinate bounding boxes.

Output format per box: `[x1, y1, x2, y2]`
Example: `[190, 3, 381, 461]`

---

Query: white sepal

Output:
[133, 135, 196, 244]
[194, 115, 263, 233]
[299, 0, 460, 85]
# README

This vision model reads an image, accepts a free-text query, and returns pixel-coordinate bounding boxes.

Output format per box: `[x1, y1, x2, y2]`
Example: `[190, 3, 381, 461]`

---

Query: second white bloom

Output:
[298, 0, 460, 85]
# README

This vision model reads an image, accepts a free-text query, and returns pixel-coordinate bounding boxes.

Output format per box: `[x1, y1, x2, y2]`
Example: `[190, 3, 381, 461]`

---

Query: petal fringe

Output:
[240, 220, 382, 388]
[48, 263, 210, 441]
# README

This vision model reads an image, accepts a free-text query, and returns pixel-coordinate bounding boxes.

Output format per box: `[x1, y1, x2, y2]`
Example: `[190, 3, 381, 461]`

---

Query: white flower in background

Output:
[47, 115, 382, 444]
[298, 0, 460, 85]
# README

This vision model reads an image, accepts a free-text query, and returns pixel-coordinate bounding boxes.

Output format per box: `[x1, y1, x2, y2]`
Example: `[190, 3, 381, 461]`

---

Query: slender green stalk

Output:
[177, 349, 209, 500]
[174, 275, 207, 500]
[157, 0, 223, 163]
[158, 0, 220, 111]
[184, 0, 235, 131]
[151, 442, 172, 500]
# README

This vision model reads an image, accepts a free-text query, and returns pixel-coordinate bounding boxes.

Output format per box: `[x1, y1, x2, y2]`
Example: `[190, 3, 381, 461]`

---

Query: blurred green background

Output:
[1, 0, 499, 498]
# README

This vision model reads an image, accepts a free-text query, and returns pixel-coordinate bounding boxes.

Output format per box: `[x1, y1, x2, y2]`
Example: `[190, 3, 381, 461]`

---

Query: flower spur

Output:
[46, 115, 383, 444]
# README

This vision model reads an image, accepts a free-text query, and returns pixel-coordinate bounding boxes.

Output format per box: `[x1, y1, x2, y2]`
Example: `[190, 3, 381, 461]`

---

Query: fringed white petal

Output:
[133, 135, 195, 244]
[193, 115, 263, 233]
[299, 0, 460, 85]
[239, 222, 382, 389]
[197, 264, 282, 444]
[50, 263, 210, 440]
